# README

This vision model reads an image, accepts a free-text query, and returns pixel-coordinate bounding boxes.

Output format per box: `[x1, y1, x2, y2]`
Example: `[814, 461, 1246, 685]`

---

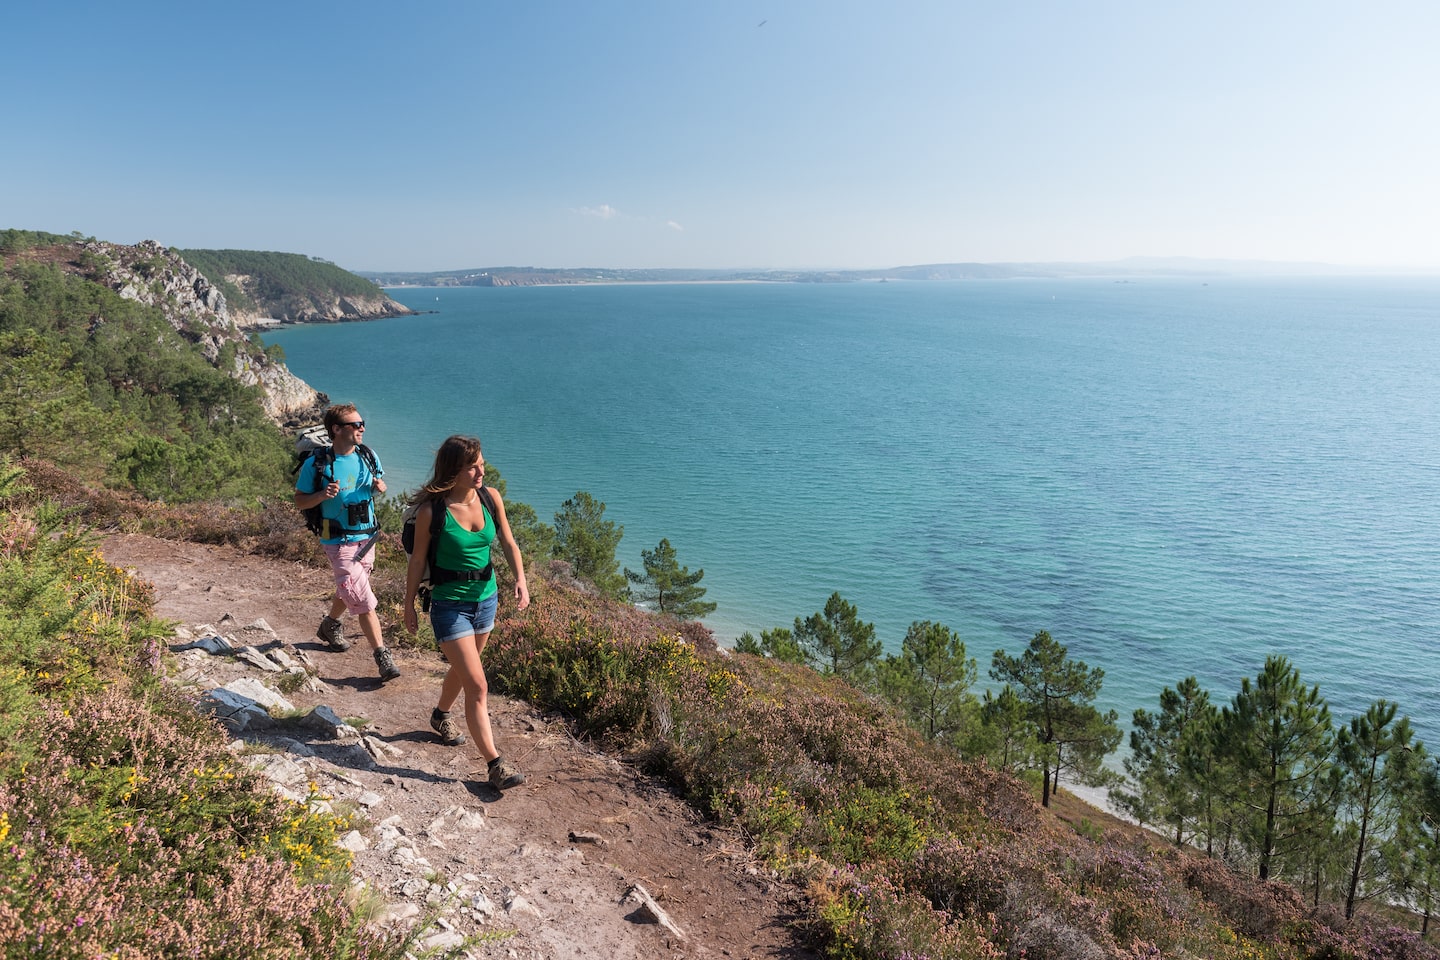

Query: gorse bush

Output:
[0, 463, 165, 748]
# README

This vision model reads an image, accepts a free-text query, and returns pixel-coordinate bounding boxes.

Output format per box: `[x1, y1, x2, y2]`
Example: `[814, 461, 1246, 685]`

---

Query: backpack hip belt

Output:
[430, 562, 493, 586]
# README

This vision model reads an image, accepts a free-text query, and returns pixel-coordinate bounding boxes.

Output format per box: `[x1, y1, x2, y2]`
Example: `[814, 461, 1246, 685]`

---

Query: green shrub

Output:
[0, 460, 401, 958]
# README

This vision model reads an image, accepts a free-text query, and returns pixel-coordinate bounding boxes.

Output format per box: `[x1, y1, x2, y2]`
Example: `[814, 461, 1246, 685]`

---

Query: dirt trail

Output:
[100, 533, 816, 960]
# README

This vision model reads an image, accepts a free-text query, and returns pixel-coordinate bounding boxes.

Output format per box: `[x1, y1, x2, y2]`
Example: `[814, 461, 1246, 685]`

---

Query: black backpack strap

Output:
[356, 443, 380, 482]
[308, 447, 335, 493]
[426, 493, 446, 560]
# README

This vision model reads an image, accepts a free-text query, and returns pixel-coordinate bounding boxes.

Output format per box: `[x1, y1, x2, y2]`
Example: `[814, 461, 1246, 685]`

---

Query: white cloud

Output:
[578, 204, 618, 220]
[666, 220, 684, 232]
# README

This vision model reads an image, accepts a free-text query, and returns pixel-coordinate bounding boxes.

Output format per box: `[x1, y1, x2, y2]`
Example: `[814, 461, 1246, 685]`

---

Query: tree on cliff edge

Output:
[793, 592, 881, 685]
[875, 620, 977, 745]
[625, 538, 717, 621]
[990, 630, 1120, 808]
[553, 491, 625, 599]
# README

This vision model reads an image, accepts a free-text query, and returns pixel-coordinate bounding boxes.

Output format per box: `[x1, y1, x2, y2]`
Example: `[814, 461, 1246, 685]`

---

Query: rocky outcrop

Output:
[82, 239, 324, 426]
[222, 278, 414, 328]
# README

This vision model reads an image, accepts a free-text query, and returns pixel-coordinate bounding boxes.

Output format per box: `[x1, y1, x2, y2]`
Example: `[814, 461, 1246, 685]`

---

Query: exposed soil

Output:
[100, 533, 820, 960]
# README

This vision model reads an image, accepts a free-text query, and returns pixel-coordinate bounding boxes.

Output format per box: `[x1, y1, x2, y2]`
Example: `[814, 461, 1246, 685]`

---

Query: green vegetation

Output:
[734, 626, 806, 663]
[1119, 675, 1215, 846]
[3, 230, 1438, 958]
[489, 578, 1439, 959]
[874, 619, 978, 747]
[793, 591, 882, 684]
[180, 248, 384, 318]
[991, 630, 1122, 808]
[0, 251, 290, 502]
[0, 459, 405, 957]
[553, 490, 626, 598]
[0, 229, 89, 253]
[624, 537, 716, 621]
[1119, 658, 1440, 925]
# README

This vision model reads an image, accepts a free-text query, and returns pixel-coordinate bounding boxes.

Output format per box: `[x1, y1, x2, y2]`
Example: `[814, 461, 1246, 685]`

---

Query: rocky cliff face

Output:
[83, 240, 325, 426]
[222, 278, 414, 328]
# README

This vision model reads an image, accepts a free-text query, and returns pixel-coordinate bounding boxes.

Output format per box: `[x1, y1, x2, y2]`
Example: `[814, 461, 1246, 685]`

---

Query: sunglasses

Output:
[339, 420, 365, 429]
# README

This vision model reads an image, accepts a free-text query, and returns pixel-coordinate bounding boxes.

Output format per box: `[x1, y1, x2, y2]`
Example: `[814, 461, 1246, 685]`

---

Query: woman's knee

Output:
[452, 663, 487, 698]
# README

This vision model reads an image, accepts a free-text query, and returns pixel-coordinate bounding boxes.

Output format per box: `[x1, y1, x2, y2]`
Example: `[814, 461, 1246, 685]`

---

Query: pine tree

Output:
[734, 627, 805, 663]
[553, 491, 625, 598]
[1118, 676, 1216, 846]
[793, 592, 881, 684]
[979, 685, 1037, 773]
[875, 620, 977, 743]
[624, 538, 717, 621]
[1218, 655, 1335, 881]
[990, 630, 1120, 807]
[1337, 699, 1417, 918]
[1387, 755, 1440, 936]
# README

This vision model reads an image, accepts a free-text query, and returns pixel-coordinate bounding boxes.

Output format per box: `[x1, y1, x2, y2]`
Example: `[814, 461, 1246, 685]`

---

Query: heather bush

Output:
[907, 834, 1202, 958]
[0, 675, 392, 957]
[489, 582, 727, 736]
[484, 575, 1440, 960]
[0, 461, 403, 958]
[1181, 855, 1309, 940]
[815, 867, 1005, 960]
[0, 827, 385, 959]
[9, 690, 353, 884]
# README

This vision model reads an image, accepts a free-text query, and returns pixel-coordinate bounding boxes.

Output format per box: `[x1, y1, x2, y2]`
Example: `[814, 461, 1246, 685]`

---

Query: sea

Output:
[264, 277, 1440, 747]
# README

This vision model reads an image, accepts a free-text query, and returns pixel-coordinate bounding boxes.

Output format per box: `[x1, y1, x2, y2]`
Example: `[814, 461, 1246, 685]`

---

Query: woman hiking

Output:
[402, 435, 530, 790]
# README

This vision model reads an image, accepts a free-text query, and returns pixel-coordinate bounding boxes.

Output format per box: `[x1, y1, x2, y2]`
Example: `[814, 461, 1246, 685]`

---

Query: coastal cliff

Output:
[225, 286, 409, 327]
[83, 239, 324, 425]
[178, 247, 416, 328]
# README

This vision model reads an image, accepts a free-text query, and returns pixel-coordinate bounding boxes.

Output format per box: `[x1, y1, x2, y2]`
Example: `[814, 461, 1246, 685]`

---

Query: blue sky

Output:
[5, 1, 1438, 271]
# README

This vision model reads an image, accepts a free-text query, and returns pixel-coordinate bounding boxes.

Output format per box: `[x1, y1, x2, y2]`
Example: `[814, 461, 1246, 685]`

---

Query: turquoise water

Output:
[265, 279, 1440, 744]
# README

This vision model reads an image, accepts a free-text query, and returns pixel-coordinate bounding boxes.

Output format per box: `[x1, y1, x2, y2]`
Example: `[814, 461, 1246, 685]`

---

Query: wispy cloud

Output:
[578, 204, 618, 220]
[666, 220, 684, 232]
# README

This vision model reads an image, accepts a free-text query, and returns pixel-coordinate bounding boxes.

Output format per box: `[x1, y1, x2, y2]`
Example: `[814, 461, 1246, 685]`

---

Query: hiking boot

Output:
[374, 647, 401, 682]
[487, 756, 525, 790]
[430, 708, 467, 746]
[316, 615, 350, 651]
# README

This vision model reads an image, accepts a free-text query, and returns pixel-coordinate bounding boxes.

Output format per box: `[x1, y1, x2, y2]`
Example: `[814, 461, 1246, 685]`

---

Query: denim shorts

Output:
[429, 594, 498, 643]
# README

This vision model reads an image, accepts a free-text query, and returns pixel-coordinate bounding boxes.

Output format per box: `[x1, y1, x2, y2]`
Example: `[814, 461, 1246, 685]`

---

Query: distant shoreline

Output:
[380, 278, 818, 289]
[356, 259, 1438, 290]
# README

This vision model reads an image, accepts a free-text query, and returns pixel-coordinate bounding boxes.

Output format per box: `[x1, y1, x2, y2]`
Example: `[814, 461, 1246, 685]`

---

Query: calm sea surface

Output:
[265, 279, 1440, 744]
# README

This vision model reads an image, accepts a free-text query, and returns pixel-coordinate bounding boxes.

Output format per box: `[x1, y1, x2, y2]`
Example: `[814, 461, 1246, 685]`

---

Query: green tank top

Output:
[431, 502, 498, 603]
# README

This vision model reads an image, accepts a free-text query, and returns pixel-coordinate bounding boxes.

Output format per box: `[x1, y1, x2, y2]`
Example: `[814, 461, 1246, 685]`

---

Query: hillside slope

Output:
[98, 531, 815, 959]
[89, 239, 324, 423]
[181, 248, 416, 327]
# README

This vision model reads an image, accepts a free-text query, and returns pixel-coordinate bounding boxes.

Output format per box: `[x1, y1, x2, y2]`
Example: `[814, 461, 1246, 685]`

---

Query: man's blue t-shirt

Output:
[296, 449, 384, 544]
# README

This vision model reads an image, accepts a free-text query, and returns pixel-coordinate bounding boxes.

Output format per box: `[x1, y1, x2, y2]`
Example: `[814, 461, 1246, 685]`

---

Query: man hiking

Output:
[294, 403, 401, 682]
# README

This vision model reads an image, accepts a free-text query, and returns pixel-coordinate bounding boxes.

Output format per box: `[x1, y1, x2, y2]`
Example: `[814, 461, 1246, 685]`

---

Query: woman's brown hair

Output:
[413, 435, 484, 502]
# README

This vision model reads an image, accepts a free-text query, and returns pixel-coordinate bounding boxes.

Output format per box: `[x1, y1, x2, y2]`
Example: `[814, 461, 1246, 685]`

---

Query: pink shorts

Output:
[322, 540, 378, 615]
